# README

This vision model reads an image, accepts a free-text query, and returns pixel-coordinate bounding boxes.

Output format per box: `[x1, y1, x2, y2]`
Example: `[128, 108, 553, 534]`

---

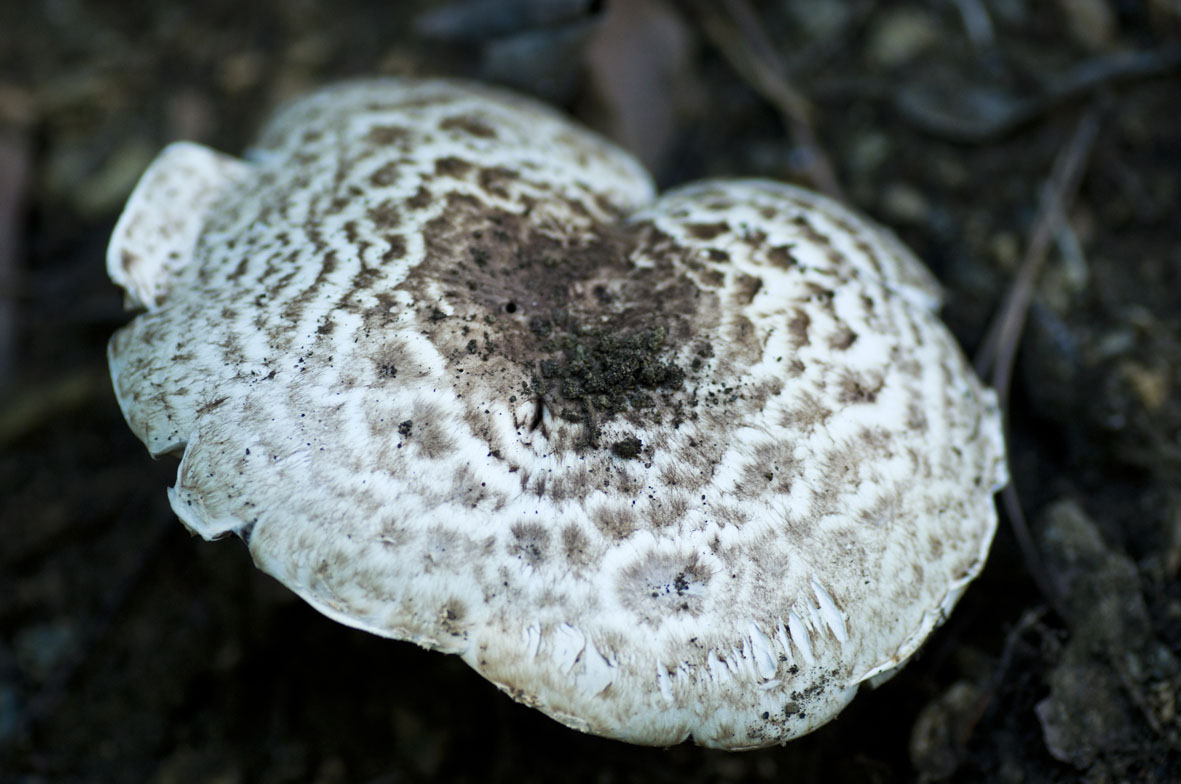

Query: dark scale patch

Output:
[360, 291, 402, 327]
[593, 503, 638, 539]
[731, 273, 763, 306]
[383, 235, 407, 263]
[802, 281, 837, 313]
[928, 531, 944, 559]
[611, 465, 644, 498]
[787, 309, 811, 349]
[818, 439, 869, 501]
[741, 227, 768, 248]
[225, 254, 250, 283]
[561, 524, 593, 567]
[766, 245, 796, 270]
[367, 200, 401, 228]
[838, 369, 884, 404]
[780, 392, 832, 430]
[859, 489, 903, 528]
[828, 324, 858, 350]
[658, 461, 696, 488]
[904, 562, 925, 600]
[478, 166, 517, 199]
[858, 425, 894, 457]
[746, 377, 785, 411]
[907, 445, 935, 480]
[403, 400, 457, 459]
[825, 208, 887, 280]
[439, 114, 498, 138]
[713, 502, 751, 528]
[279, 249, 339, 324]
[647, 492, 689, 528]
[724, 315, 761, 368]
[366, 125, 412, 147]
[907, 401, 929, 432]
[349, 265, 381, 296]
[401, 192, 720, 454]
[369, 162, 400, 187]
[435, 156, 474, 177]
[406, 185, 432, 209]
[196, 396, 228, 415]
[449, 463, 496, 509]
[119, 249, 140, 278]
[439, 599, 468, 636]
[789, 212, 841, 264]
[686, 221, 729, 241]
[616, 551, 711, 624]
[740, 442, 800, 495]
[372, 340, 412, 381]
[544, 465, 596, 502]
[895, 356, 924, 379]
[904, 307, 928, 348]
[852, 236, 885, 278]
[508, 522, 549, 568]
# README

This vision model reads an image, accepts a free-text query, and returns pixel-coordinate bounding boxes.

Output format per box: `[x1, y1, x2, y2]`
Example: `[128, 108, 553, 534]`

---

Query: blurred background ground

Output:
[1, 0, 1180, 781]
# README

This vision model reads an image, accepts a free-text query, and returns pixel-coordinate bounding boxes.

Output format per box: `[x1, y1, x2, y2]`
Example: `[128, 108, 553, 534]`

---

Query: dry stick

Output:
[959, 606, 1048, 749]
[978, 109, 1100, 405]
[689, 0, 845, 201]
[952, 0, 997, 50]
[975, 107, 1101, 610]
[900, 44, 1181, 144]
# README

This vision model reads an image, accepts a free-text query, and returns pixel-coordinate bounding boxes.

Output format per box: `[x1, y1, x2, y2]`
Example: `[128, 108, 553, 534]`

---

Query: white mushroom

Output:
[107, 78, 1007, 749]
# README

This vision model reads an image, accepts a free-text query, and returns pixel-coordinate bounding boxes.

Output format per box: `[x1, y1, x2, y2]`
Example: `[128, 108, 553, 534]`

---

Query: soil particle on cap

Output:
[610, 436, 643, 459]
[406, 191, 714, 453]
[534, 326, 689, 450]
[535, 324, 685, 420]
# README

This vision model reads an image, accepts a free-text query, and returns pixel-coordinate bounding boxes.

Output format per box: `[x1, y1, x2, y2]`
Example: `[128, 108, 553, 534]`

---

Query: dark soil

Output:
[2, 1, 1179, 782]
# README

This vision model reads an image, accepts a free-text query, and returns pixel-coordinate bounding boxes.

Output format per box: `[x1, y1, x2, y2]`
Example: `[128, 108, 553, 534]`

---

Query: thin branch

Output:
[687, 0, 844, 200]
[975, 107, 1101, 611]
[975, 108, 1100, 389]
[952, 0, 997, 51]
[895, 44, 1181, 143]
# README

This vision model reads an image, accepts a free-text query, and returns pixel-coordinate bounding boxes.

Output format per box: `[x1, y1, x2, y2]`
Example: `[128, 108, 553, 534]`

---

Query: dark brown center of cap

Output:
[400, 192, 720, 449]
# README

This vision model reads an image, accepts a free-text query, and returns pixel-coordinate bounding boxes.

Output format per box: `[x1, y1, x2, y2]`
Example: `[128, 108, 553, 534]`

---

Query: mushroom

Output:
[107, 78, 1007, 749]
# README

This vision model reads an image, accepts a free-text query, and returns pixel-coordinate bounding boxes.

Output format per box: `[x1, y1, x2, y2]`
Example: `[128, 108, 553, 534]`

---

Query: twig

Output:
[975, 108, 1100, 393]
[975, 107, 1100, 611]
[779, 0, 873, 76]
[414, 0, 599, 41]
[895, 44, 1181, 143]
[952, 0, 996, 51]
[687, 0, 845, 200]
[967, 605, 1049, 739]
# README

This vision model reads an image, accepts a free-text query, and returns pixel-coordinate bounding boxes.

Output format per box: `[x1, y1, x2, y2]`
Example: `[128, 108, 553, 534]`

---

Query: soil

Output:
[2, 1, 1179, 782]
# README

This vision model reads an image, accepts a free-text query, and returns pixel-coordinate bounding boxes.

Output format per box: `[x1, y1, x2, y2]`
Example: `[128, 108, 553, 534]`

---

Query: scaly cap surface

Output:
[108, 78, 1007, 749]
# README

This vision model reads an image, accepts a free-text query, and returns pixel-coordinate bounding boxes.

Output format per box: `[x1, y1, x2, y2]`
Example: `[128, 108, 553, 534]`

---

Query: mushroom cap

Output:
[107, 78, 1007, 749]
